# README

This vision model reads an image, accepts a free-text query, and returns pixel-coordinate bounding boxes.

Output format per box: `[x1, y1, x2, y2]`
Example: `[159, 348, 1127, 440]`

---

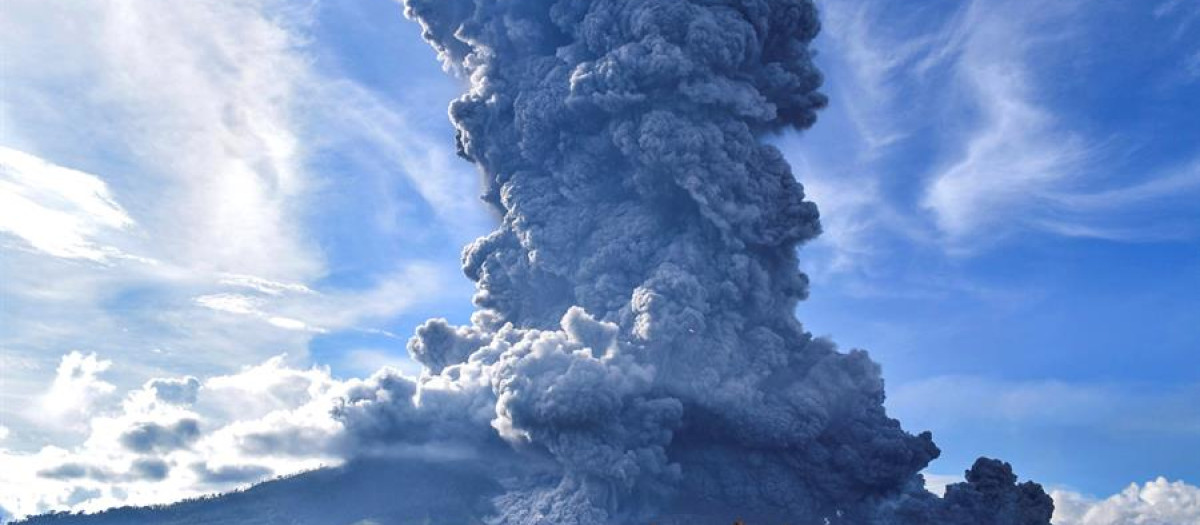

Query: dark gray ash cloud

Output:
[331, 1, 1055, 523]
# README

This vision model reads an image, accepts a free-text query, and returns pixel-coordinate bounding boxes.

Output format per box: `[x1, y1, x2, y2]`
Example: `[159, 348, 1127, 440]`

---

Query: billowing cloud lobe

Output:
[324, 1, 1057, 524]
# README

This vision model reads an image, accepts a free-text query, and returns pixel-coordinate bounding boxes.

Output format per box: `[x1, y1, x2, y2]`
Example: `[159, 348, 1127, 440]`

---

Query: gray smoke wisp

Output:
[334, 1, 1055, 523]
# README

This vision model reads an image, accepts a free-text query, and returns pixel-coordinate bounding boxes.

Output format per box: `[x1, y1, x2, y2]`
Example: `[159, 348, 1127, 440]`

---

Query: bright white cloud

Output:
[0, 0, 468, 456]
[0, 147, 137, 262]
[0, 353, 355, 520]
[218, 274, 315, 296]
[917, 1, 1200, 247]
[920, 474, 1200, 525]
[0, 0, 332, 407]
[194, 292, 324, 333]
[1052, 478, 1200, 525]
[781, 0, 976, 277]
[790, 0, 1200, 271]
[815, 1, 954, 151]
[917, 1, 1088, 244]
[14, 352, 1196, 524]
[195, 294, 262, 317]
[38, 352, 117, 431]
[193, 263, 447, 334]
[200, 355, 340, 421]
[0, 0, 323, 281]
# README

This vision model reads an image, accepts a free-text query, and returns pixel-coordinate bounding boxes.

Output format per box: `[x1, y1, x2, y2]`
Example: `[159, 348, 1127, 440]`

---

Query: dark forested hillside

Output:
[14, 459, 500, 525]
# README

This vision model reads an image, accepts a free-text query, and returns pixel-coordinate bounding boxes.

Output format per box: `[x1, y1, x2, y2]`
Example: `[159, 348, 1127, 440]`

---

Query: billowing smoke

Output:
[334, 1, 1055, 523]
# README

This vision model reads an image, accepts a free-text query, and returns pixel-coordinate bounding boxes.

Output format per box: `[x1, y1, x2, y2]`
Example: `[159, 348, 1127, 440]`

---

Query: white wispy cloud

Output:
[917, 1, 1200, 248]
[217, 274, 316, 296]
[1, 0, 324, 281]
[0, 148, 138, 263]
[784, 0, 976, 279]
[916, 1, 1090, 246]
[0, 0, 472, 462]
[791, 0, 1200, 272]
[195, 294, 262, 317]
[1036, 159, 1200, 241]
[308, 79, 492, 240]
[0, 0, 330, 384]
[194, 293, 325, 334]
[1155, 0, 1200, 40]
[815, 1, 964, 152]
[194, 263, 447, 334]
[780, 2, 924, 276]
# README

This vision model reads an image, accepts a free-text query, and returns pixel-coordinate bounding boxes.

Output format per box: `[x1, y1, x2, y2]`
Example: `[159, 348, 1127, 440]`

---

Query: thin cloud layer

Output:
[783, 0, 1200, 275]
[0, 148, 137, 263]
[1, 0, 322, 281]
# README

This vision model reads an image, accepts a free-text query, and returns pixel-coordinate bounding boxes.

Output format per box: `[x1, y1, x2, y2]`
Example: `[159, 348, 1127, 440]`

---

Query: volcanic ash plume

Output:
[334, 1, 1055, 523]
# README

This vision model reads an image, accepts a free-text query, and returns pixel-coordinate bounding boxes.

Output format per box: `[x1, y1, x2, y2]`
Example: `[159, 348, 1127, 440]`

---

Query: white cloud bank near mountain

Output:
[3, 352, 1197, 523]
[0, 355, 351, 519]
[1052, 478, 1200, 525]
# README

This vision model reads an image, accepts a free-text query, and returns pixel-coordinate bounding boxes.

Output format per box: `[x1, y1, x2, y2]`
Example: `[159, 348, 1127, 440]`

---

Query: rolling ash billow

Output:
[337, 1, 1055, 523]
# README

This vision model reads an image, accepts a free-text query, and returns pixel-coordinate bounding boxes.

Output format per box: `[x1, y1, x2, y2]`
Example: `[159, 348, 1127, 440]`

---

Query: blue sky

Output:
[0, 0, 1197, 521]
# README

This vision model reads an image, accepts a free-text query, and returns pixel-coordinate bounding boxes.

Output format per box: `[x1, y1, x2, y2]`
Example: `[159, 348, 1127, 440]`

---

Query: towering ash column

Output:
[340, 1, 1055, 523]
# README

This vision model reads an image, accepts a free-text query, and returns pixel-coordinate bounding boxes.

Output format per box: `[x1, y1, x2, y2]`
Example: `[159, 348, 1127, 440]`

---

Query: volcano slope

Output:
[18, 1, 1053, 524]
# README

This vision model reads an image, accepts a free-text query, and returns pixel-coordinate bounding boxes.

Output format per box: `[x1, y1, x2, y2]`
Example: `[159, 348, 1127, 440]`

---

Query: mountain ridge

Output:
[13, 459, 500, 525]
